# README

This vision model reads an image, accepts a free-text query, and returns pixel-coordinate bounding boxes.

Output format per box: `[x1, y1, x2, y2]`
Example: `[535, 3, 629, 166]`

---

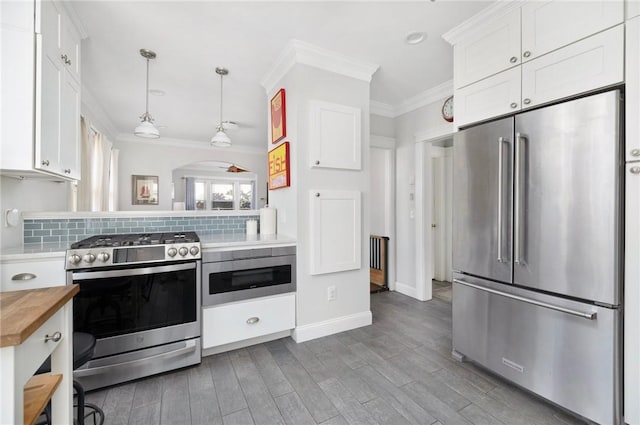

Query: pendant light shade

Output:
[211, 67, 231, 147]
[134, 49, 160, 139]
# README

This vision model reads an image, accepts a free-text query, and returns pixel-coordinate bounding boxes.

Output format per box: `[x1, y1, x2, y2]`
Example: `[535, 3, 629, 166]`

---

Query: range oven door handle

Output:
[74, 339, 198, 377]
[72, 262, 196, 280]
[453, 279, 597, 320]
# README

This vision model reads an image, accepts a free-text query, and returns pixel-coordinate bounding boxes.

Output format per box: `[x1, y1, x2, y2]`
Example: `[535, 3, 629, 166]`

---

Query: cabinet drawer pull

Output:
[523, 51, 531, 58]
[44, 331, 62, 343]
[11, 273, 36, 281]
[510, 102, 518, 109]
[631, 167, 640, 175]
[41, 160, 50, 166]
[523, 98, 531, 105]
[64, 169, 71, 174]
[246, 317, 260, 325]
[315, 160, 320, 165]
[509, 56, 517, 63]
[631, 149, 640, 157]
[61, 54, 68, 62]
[315, 192, 320, 197]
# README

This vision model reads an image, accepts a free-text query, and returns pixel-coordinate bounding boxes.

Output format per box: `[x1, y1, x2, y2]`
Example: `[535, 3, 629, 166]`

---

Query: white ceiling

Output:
[71, 1, 491, 149]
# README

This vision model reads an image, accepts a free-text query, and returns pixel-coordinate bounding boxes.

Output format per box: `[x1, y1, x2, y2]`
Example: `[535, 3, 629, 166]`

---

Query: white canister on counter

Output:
[246, 219, 258, 235]
[260, 207, 277, 235]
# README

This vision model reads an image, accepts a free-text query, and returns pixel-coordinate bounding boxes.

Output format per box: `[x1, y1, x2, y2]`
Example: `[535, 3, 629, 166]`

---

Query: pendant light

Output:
[211, 67, 231, 147]
[134, 49, 160, 139]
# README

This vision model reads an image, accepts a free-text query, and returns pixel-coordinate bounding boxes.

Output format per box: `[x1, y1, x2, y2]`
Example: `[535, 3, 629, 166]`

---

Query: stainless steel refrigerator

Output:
[452, 89, 622, 425]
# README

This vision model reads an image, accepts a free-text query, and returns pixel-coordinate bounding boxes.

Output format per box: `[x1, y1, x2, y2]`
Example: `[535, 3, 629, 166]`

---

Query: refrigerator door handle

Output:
[514, 132, 524, 265]
[497, 137, 506, 263]
[453, 279, 598, 320]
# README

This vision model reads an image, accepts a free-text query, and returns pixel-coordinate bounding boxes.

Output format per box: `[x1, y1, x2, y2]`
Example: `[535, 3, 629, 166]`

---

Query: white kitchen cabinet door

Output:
[309, 100, 361, 170]
[454, 67, 521, 128]
[59, 72, 81, 179]
[626, 17, 640, 162]
[202, 293, 295, 348]
[625, 162, 640, 425]
[309, 190, 361, 275]
[61, 12, 81, 83]
[521, 25, 623, 110]
[521, 0, 623, 63]
[0, 258, 67, 292]
[35, 0, 63, 176]
[453, 8, 520, 89]
[629, 1, 640, 20]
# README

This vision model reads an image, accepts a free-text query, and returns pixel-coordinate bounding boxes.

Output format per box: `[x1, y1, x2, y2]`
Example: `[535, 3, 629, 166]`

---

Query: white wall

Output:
[371, 114, 395, 138]
[0, 177, 70, 248]
[113, 139, 267, 211]
[268, 64, 371, 337]
[392, 96, 451, 294]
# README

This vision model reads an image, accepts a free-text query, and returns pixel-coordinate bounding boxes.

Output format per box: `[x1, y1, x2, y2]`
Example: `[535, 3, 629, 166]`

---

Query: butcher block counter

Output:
[0, 285, 78, 425]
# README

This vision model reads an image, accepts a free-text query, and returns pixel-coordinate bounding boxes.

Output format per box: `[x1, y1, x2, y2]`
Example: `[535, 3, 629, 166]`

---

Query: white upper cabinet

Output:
[521, 25, 624, 109]
[627, 17, 640, 163]
[521, 1, 624, 63]
[309, 190, 361, 275]
[309, 100, 362, 170]
[453, 8, 521, 89]
[455, 67, 521, 127]
[1, 0, 81, 180]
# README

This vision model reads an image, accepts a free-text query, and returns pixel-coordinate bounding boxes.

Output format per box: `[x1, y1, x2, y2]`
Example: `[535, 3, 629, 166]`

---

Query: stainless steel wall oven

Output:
[66, 233, 202, 391]
[202, 246, 296, 306]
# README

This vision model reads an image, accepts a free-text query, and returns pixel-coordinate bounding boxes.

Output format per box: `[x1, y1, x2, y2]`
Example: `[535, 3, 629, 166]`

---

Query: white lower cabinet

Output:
[0, 257, 67, 292]
[625, 162, 640, 425]
[202, 293, 295, 349]
[455, 67, 521, 128]
[521, 25, 623, 109]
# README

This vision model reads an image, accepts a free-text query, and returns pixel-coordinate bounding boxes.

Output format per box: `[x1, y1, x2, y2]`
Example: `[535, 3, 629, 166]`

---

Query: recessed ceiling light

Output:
[149, 89, 165, 96]
[405, 32, 427, 45]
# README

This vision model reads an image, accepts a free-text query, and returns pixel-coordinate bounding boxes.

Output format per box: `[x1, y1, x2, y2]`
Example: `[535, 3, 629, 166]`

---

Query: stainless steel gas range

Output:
[66, 232, 202, 391]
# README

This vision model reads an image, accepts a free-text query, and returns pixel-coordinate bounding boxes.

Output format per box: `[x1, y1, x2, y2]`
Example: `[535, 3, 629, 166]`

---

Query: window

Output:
[189, 178, 256, 211]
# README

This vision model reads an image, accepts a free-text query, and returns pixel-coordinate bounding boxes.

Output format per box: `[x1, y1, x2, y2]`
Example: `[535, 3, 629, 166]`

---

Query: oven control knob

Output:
[190, 246, 200, 256]
[97, 252, 110, 262]
[167, 247, 178, 257]
[68, 254, 81, 265]
[83, 253, 96, 263]
[178, 247, 189, 257]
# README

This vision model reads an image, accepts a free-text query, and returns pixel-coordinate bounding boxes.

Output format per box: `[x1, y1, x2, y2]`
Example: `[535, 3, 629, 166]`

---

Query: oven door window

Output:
[209, 264, 291, 294]
[73, 265, 197, 339]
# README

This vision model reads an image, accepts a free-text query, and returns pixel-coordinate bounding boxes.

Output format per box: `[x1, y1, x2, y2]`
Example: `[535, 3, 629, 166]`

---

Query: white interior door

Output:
[431, 149, 447, 282]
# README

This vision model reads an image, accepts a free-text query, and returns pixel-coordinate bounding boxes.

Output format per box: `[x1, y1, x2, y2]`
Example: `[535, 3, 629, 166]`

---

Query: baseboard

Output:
[292, 310, 372, 343]
[394, 281, 417, 298]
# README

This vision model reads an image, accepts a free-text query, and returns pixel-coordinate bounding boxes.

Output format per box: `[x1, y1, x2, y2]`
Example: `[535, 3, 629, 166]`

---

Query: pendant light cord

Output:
[219, 73, 224, 131]
[145, 57, 150, 116]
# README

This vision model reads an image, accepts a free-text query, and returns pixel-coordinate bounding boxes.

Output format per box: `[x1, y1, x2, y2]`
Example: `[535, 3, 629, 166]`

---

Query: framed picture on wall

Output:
[268, 142, 290, 190]
[270, 88, 286, 144]
[132, 175, 159, 205]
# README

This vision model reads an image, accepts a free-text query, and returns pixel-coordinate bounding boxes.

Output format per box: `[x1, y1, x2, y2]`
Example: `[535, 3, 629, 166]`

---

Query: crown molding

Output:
[370, 101, 395, 118]
[442, 0, 523, 46]
[370, 79, 453, 119]
[394, 79, 452, 117]
[115, 134, 266, 155]
[261, 39, 379, 94]
[81, 84, 119, 140]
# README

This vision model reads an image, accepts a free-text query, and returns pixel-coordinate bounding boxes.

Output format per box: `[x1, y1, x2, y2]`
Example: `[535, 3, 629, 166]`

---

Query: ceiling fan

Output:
[226, 164, 248, 173]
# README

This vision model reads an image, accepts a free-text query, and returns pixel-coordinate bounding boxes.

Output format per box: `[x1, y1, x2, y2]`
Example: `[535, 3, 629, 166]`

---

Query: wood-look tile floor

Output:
[86, 291, 587, 425]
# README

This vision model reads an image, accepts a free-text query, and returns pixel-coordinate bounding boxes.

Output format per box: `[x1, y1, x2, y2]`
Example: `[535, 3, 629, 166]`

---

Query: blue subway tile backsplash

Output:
[23, 215, 259, 244]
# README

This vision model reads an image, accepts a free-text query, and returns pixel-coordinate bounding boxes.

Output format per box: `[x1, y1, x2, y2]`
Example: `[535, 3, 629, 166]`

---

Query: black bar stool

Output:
[36, 332, 105, 425]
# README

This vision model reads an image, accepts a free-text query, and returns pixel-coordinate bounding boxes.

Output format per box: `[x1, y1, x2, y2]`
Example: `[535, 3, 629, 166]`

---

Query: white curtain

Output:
[78, 117, 116, 211]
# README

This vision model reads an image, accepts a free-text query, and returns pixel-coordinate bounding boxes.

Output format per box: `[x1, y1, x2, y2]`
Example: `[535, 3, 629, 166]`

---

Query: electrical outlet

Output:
[327, 286, 336, 301]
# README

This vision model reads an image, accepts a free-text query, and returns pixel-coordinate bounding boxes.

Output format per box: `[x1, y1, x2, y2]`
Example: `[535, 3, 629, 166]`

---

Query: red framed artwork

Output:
[270, 88, 286, 144]
[268, 142, 290, 190]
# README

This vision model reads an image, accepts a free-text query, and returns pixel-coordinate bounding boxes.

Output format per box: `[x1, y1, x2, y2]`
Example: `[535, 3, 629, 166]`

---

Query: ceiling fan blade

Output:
[227, 164, 249, 173]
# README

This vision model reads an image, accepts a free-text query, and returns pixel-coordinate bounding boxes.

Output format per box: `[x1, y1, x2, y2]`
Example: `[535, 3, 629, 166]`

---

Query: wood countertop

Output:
[0, 285, 79, 347]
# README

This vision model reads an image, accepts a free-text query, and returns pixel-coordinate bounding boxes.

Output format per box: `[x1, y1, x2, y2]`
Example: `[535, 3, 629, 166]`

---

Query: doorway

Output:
[369, 136, 396, 293]
[431, 143, 453, 301]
